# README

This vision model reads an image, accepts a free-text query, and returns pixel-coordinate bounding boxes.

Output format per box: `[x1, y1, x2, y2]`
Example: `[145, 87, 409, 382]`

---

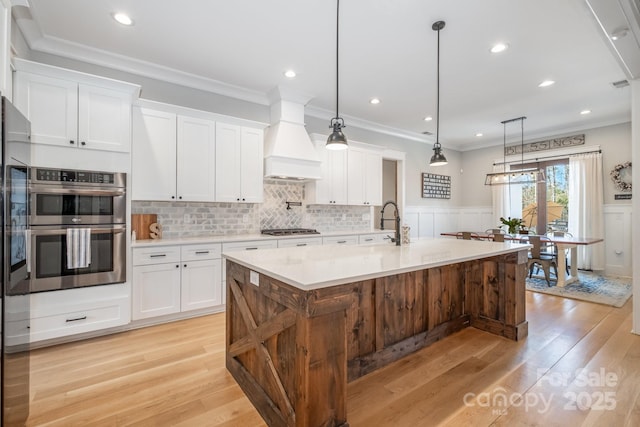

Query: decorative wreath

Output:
[610, 161, 632, 192]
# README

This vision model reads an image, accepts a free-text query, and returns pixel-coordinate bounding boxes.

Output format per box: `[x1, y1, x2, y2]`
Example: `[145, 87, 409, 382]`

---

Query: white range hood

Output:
[263, 87, 322, 180]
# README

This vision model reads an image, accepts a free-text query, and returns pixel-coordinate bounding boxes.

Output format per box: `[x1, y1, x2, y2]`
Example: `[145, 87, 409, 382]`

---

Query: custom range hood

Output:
[264, 87, 322, 180]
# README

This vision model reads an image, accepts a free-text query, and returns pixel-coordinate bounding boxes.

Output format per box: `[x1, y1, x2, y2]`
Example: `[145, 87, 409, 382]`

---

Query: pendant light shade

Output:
[326, 0, 347, 150]
[484, 116, 546, 185]
[429, 20, 447, 166]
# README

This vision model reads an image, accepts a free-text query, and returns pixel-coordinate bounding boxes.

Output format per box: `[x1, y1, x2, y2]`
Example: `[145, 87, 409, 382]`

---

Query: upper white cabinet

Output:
[132, 107, 216, 202]
[0, 0, 12, 100]
[306, 140, 348, 205]
[215, 123, 264, 203]
[13, 59, 139, 153]
[348, 147, 382, 206]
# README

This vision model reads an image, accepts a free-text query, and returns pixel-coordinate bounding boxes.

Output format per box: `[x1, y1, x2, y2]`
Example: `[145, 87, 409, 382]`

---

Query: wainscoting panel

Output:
[406, 204, 630, 277]
[604, 204, 632, 277]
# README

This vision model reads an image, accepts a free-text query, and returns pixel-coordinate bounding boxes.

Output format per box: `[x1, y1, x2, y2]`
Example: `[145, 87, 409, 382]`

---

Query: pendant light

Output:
[430, 20, 448, 166]
[326, 0, 348, 150]
[484, 116, 546, 185]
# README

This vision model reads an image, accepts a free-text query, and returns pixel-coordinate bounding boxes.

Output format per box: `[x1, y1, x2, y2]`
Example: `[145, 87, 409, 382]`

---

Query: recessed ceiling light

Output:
[369, 98, 381, 105]
[580, 109, 592, 115]
[424, 116, 433, 121]
[284, 70, 296, 78]
[538, 80, 555, 88]
[490, 43, 508, 53]
[113, 12, 133, 26]
[475, 133, 483, 137]
[611, 28, 629, 40]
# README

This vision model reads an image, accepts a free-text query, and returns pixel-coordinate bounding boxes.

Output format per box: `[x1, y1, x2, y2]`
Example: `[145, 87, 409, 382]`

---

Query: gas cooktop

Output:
[261, 228, 320, 236]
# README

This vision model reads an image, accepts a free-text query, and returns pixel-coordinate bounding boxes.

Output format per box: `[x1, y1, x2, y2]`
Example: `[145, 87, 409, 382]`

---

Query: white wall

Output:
[632, 79, 640, 335]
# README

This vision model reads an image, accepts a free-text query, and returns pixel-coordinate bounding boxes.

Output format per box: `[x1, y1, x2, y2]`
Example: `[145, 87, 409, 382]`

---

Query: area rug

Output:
[525, 271, 632, 307]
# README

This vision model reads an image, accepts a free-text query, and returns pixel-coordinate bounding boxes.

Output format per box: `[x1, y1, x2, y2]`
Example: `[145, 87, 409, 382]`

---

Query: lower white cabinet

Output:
[132, 244, 222, 320]
[358, 233, 388, 244]
[277, 237, 322, 248]
[322, 235, 359, 245]
[4, 284, 131, 346]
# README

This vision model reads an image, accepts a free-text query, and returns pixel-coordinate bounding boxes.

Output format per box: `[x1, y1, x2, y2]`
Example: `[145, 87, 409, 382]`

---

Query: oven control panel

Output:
[34, 168, 124, 186]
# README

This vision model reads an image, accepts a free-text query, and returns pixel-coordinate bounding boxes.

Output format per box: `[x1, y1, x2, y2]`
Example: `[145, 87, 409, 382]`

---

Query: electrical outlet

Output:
[183, 213, 191, 224]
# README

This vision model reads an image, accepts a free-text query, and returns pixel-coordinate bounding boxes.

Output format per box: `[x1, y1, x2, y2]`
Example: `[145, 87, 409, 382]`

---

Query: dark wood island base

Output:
[226, 249, 529, 427]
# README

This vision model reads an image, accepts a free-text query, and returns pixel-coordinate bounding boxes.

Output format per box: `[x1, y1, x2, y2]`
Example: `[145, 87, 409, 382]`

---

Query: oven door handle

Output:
[30, 225, 127, 236]
[29, 186, 125, 197]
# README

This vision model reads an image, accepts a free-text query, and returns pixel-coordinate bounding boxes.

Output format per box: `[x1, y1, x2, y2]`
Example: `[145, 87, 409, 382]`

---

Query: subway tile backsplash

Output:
[132, 180, 371, 238]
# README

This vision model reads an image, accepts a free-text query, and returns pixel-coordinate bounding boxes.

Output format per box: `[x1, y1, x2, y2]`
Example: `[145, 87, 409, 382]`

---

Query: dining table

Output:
[440, 231, 604, 287]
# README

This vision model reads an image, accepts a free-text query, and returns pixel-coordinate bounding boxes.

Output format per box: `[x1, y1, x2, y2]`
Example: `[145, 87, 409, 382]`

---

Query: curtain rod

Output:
[493, 148, 601, 166]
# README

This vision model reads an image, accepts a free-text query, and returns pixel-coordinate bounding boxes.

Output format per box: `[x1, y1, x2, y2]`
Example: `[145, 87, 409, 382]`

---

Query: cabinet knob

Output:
[184, 264, 187, 267]
[178, 196, 182, 200]
[236, 198, 240, 201]
[176, 265, 179, 268]
[81, 141, 86, 146]
[171, 196, 175, 199]
[69, 140, 75, 145]
[242, 198, 246, 201]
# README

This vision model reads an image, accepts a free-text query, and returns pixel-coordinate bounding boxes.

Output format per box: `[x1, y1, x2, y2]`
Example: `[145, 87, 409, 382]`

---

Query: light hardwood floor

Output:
[24, 292, 640, 426]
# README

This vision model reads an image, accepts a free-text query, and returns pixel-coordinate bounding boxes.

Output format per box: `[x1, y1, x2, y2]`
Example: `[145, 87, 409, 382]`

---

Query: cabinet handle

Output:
[69, 140, 75, 145]
[195, 251, 210, 255]
[150, 254, 167, 258]
[364, 238, 373, 241]
[66, 315, 87, 323]
[337, 240, 347, 244]
[81, 141, 86, 146]
[246, 247, 258, 250]
[296, 243, 307, 247]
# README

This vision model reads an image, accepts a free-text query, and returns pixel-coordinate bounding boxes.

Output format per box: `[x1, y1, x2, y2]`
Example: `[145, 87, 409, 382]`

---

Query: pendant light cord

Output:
[335, 0, 340, 121]
[435, 24, 440, 147]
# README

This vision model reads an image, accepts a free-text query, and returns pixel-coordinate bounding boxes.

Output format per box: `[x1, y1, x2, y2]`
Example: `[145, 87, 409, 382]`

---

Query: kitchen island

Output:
[224, 239, 530, 427]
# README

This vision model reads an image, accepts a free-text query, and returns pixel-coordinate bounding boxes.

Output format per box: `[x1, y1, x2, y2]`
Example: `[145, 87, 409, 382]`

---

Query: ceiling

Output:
[13, 0, 634, 151]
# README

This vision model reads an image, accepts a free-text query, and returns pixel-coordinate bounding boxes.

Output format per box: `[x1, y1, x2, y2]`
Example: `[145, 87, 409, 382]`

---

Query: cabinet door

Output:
[347, 148, 366, 205]
[132, 263, 181, 320]
[177, 115, 216, 202]
[78, 84, 132, 152]
[132, 107, 177, 201]
[181, 259, 222, 311]
[240, 127, 264, 203]
[329, 148, 348, 204]
[215, 122, 241, 202]
[364, 151, 382, 206]
[14, 72, 77, 147]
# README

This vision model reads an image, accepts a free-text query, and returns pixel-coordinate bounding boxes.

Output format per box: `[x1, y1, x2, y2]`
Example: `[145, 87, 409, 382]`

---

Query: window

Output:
[514, 159, 569, 234]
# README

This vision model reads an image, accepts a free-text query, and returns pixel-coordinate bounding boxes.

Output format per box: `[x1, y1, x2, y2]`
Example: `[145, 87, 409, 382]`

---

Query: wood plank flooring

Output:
[24, 291, 640, 426]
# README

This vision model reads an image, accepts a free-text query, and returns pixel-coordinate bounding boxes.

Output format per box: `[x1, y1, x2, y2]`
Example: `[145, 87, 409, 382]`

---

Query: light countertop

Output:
[131, 229, 391, 247]
[224, 238, 531, 290]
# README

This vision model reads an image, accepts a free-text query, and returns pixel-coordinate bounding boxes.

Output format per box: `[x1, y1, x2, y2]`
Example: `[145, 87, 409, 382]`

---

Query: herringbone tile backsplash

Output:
[132, 180, 371, 238]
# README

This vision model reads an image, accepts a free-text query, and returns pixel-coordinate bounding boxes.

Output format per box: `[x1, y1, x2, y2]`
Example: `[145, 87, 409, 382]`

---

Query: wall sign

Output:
[504, 134, 585, 155]
[422, 173, 451, 199]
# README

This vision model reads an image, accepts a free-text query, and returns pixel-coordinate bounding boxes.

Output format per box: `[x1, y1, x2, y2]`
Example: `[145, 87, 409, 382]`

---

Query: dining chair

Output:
[456, 231, 481, 240]
[527, 235, 558, 286]
[485, 228, 505, 235]
[492, 233, 513, 242]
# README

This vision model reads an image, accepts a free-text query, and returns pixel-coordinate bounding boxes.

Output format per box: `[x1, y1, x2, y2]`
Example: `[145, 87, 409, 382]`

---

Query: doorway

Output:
[375, 159, 398, 229]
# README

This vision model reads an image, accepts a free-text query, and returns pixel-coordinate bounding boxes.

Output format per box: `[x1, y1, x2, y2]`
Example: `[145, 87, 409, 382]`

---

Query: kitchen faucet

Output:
[380, 200, 401, 246]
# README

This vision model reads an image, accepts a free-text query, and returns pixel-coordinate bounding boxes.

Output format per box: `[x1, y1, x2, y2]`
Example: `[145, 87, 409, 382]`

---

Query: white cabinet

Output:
[4, 284, 131, 345]
[132, 244, 222, 320]
[348, 147, 382, 206]
[322, 235, 359, 246]
[132, 107, 216, 202]
[215, 123, 264, 203]
[306, 140, 348, 205]
[14, 66, 135, 152]
[277, 236, 323, 248]
[358, 233, 387, 244]
[132, 246, 182, 320]
[0, 0, 12, 100]
[180, 244, 222, 311]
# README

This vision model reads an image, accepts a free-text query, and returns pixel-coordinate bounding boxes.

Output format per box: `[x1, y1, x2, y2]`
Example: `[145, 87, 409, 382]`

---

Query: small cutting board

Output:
[131, 214, 157, 240]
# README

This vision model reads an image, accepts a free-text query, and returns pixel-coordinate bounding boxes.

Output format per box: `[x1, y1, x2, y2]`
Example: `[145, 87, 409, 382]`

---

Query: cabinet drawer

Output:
[5, 296, 129, 345]
[358, 234, 387, 244]
[222, 239, 277, 252]
[322, 235, 359, 245]
[277, 237, 322, 248]
[181, 243, 222, 261]
[133, 246, 181, 266]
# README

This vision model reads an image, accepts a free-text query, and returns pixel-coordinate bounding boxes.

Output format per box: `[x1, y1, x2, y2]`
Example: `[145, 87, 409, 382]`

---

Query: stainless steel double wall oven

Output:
[26, 167, 126, 294]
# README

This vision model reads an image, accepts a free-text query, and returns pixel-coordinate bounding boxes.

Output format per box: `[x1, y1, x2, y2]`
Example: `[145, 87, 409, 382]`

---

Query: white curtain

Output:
[568, 152, 605, 270]
[491, 164, 511, 228]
